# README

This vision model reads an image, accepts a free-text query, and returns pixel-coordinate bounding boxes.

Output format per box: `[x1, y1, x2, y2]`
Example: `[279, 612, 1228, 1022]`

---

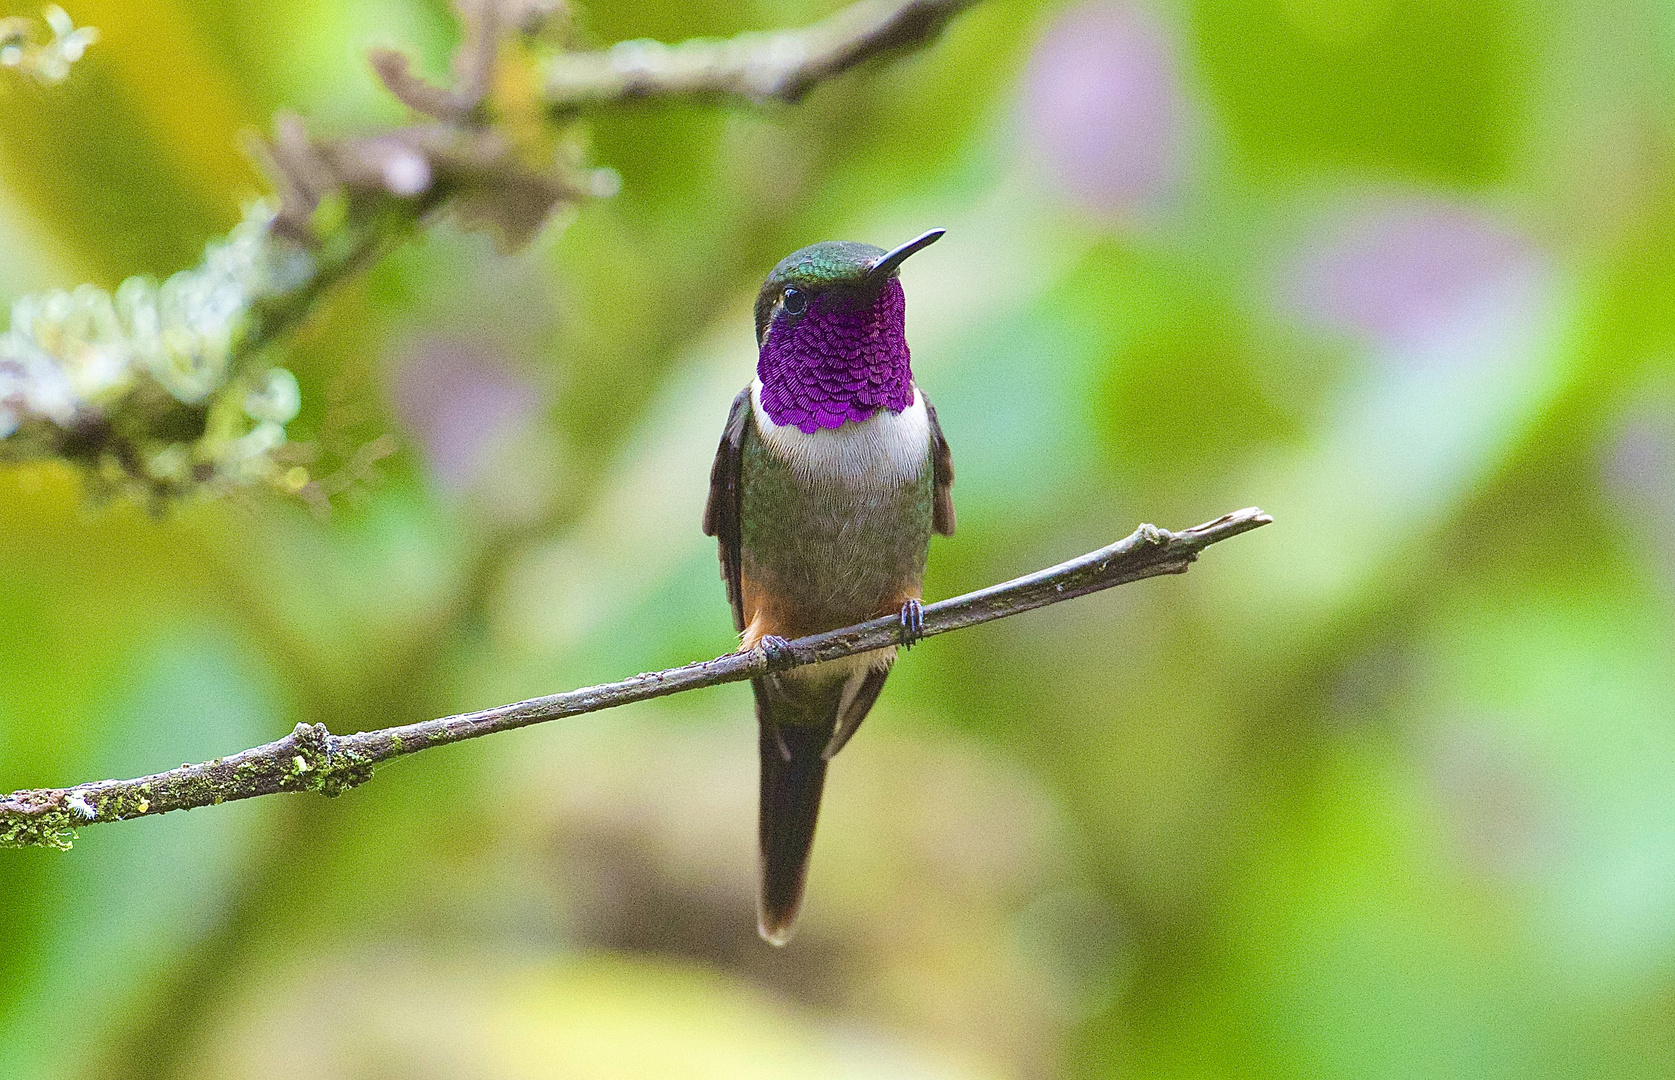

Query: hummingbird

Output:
[703, 229, 955, 945]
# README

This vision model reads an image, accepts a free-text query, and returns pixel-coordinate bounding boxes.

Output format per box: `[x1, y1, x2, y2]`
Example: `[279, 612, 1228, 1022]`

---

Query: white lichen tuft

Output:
[0, 201, 318, 498]
[0, 6, 97, 84]
[64, 791, 95, 820]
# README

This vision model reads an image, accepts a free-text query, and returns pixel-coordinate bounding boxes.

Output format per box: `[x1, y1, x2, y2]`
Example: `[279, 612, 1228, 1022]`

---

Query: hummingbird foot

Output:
[898, 598, 925, 648]
[756, 635, 794, 671]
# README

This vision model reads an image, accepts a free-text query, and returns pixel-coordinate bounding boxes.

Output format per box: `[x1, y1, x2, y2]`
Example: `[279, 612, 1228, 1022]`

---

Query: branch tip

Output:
[542, 0, 980, 109]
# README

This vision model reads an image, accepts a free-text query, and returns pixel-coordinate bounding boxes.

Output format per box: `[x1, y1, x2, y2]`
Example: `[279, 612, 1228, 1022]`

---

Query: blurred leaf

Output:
[1090, 242, 1302, 488]
[1192, 0, 1527, 185]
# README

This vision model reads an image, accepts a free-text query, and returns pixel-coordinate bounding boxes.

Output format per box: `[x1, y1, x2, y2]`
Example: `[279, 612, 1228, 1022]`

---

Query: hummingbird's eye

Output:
[781, 287, 808, 316]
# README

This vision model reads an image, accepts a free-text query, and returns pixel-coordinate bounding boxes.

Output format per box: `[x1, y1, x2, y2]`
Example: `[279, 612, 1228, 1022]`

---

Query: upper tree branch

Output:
[0, 508, 1270, 849]
[0, 0, 984, 503]
[543, 0, 981, 108]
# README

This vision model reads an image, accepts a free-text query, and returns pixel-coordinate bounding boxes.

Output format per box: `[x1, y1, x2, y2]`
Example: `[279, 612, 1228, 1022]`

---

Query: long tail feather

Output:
[757, 713, 828, 946]
[752, 661, 894, 945]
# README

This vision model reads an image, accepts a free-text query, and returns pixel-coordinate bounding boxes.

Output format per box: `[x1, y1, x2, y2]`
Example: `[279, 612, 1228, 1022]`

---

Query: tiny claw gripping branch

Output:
[899, 598, 926, 648]
[756, 635, 795, 672]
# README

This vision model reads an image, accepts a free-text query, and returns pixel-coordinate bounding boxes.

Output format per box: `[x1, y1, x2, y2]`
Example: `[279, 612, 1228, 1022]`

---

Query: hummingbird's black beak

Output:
[868, 228, 946, 282]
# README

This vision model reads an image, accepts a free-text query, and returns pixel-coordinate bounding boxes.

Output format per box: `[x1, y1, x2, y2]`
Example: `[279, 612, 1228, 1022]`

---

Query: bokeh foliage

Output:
[3, 0, 1675, 1077]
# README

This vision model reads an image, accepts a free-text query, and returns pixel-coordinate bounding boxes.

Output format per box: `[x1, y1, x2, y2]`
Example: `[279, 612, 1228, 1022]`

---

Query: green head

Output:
[752, 229, 945, 432]
[753, 230, 945, 345]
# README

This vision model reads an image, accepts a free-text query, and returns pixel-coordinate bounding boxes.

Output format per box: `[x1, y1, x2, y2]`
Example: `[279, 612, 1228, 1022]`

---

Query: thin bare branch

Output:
[543, 0, 981, 109]
[0, 508, 1271, 849]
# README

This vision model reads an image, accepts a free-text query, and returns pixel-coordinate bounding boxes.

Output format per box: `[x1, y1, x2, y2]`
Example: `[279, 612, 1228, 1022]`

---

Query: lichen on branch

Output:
[0, 0, 984, 504]
[0, 0, 605, 503]
[0, 5, 96, 85]
[0, 203, 314, 502]
[0, 509, 1273, 848]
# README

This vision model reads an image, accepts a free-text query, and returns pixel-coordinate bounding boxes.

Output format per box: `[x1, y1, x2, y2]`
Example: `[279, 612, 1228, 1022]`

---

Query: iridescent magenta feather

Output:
[756, 278, 914, 432]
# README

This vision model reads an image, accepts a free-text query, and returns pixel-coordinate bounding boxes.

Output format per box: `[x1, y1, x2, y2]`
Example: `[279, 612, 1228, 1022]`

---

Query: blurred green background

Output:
[4, 0, 1675, 1076]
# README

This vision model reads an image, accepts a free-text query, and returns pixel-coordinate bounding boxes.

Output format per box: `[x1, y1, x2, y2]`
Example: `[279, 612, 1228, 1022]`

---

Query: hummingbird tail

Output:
[755, 694, 831, 947]
[752, 662, 893, 945]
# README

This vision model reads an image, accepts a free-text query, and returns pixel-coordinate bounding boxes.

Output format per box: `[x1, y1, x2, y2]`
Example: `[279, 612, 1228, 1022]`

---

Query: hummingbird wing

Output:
[821, 665, 889, 760]
[702, 385, 753, 632]
[925, 393, 956, 536]
[704, 386, 828, 943]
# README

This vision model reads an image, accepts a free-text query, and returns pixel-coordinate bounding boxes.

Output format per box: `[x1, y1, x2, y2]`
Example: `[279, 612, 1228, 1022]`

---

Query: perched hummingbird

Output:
[703, 229, 955, 945]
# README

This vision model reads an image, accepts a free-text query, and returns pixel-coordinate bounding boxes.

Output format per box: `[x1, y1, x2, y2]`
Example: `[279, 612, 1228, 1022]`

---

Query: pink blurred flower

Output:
[1606, 416, 1675, 505]
[1604, 414, 1675, 575]
[386, 337, 541, 493]
[1019, 2, 1184, 215]
[1427, 721, 1560, 881]
[1286, 197, 1540, 347]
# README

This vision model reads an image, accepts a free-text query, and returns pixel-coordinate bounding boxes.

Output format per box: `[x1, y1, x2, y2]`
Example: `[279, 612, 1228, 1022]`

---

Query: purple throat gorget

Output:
[757, 278, 914, 433]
